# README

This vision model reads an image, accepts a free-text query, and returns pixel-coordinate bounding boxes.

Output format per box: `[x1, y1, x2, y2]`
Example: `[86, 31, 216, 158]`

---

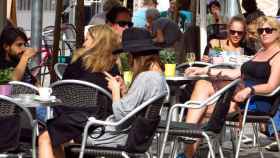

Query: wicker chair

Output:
[50, 79, 111, 107]
[65, 93, 167, 158]
[9, 81, 39, 95]
[0, 95, 37, 158]
[158, 79, 240, 158]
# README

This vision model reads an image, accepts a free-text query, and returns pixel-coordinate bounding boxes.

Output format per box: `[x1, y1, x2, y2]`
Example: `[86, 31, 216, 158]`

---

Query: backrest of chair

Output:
[124, 93, 167, 153]
[207, 24, 228, 41]
[51, 80, 112, 108]
[208, 63, 237, 69]
[0, 95, 33, 151]
[204, 79, 240, 133]
[266, 87, 280, 117]
[176, 62, 212, 72]
[269, 94, 280, 117]
[9, 81, 39, 95]
[143, 94, 166, 119]
[62, 24, 76, 52]
[54, 63, 68, 80]
[42, 26, 55, 51]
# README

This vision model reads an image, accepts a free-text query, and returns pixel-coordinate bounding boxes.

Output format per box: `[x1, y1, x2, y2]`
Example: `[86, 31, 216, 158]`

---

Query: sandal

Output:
[265, 141, 279, 152]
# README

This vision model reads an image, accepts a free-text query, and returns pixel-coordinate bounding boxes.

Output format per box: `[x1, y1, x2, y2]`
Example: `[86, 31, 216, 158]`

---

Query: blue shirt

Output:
[132, 8, 148, 28]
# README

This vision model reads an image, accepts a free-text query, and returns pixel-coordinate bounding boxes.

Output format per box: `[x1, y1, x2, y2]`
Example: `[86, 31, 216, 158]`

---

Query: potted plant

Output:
[160, 49, 177, 77]
[0, 67, 14, 96]
[119, 53, 133, 86]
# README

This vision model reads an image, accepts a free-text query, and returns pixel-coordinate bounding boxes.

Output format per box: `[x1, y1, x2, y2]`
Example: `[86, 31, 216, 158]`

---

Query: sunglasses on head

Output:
[229, 30, 244, 36]
[116, 21, 133, 28]
[257, 27, 277, 35]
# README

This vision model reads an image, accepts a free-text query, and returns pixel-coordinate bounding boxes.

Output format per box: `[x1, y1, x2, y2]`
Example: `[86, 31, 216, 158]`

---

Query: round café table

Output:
[12, 94, 61, 120]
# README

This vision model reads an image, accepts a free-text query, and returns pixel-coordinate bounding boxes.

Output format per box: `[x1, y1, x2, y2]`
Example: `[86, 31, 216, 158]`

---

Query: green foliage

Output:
[212, 46, 223, 52]
[160, 49, 176, 64]
[0, 67, 14, 84]
[120, 53, 130, 71]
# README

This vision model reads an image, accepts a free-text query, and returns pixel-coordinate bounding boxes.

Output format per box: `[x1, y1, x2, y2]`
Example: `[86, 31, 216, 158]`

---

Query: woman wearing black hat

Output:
[87, 28, 168, 147]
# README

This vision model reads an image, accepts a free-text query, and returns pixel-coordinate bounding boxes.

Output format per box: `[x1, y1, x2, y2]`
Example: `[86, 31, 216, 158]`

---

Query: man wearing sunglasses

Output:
[106, 6, 132, 37]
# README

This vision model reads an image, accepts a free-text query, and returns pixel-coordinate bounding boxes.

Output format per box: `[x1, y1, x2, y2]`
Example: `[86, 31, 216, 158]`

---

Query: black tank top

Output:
[241, 51, 280, 84]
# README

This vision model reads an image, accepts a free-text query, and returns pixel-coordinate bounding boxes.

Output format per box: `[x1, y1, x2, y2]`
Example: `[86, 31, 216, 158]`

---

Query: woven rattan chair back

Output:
[51, 80, 111, 108]
[9, 81, 39, 95]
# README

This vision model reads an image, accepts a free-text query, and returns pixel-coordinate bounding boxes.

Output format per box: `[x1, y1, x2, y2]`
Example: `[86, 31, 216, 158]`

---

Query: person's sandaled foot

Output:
[265, 141, 279, 152]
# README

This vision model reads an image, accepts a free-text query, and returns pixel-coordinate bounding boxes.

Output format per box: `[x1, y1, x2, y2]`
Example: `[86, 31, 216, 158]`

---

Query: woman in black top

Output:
[182, 16, 280, 158]
[38, 25, 120, 158]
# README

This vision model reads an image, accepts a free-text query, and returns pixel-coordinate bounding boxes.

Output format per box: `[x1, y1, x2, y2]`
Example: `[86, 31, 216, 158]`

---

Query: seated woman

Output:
[87, 28, 167, 147]
[38, 24, 120, 158]
[182, 16, 280, 158]
[203, 15, 253, 63]
[39, 27, 167, 158]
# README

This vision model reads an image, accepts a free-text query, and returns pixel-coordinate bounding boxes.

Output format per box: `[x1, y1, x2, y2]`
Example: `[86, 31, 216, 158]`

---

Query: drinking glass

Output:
[185, 52, 196, 67]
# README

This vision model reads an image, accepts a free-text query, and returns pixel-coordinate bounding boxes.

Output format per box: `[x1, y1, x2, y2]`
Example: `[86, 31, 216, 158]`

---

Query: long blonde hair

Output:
[72, 25, 120, 72]
[257, 16, 280, 45]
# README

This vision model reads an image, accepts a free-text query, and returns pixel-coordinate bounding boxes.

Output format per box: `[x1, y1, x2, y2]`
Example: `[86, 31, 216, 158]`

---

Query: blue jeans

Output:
[268, 107, 280, 136]
[240, 81, 271, 112]
[241, 80, 280, 136]
[36, 106, 47, 123]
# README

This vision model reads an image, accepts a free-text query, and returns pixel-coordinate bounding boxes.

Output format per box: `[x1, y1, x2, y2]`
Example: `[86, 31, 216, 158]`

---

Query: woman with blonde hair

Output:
[181, 16, 280, 158]
[38, 24, 121, 158]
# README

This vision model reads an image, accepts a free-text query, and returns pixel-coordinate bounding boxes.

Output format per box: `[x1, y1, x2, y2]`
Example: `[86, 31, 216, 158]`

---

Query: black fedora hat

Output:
[115, 28, 161, 54]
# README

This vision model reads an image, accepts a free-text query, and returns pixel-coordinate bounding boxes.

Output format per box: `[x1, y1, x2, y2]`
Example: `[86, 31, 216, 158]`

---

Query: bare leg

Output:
[184, 80, 215, 158]
[39, 131, 56, 158]
[38, 131, 65, 158]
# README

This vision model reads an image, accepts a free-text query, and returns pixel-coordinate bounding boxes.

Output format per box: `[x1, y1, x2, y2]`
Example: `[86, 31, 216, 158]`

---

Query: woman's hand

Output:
[184, 67, 207, 76]
[115, 75, 127, 96]
[104, 72, 120, 91]
[104, 71, 121, 102]
[202, 55, 210, 63]
[233, 87, 252, 103]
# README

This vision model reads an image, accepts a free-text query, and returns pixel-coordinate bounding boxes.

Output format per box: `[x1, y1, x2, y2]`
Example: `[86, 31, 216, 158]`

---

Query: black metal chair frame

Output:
[0, 95, 37, 158]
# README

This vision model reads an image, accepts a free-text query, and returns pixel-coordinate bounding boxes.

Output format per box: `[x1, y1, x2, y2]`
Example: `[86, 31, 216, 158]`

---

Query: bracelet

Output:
[248, 86, 255, 95]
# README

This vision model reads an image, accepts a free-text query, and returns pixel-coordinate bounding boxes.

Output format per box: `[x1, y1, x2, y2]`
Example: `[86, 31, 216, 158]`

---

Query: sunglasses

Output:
[116, 21, 133, 28]
[257, 27, 277, 35]
[229, 30, 244, 36]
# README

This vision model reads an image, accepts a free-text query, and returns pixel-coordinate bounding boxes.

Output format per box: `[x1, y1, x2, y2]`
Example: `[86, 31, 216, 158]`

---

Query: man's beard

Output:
[7, 52, 20, 63]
